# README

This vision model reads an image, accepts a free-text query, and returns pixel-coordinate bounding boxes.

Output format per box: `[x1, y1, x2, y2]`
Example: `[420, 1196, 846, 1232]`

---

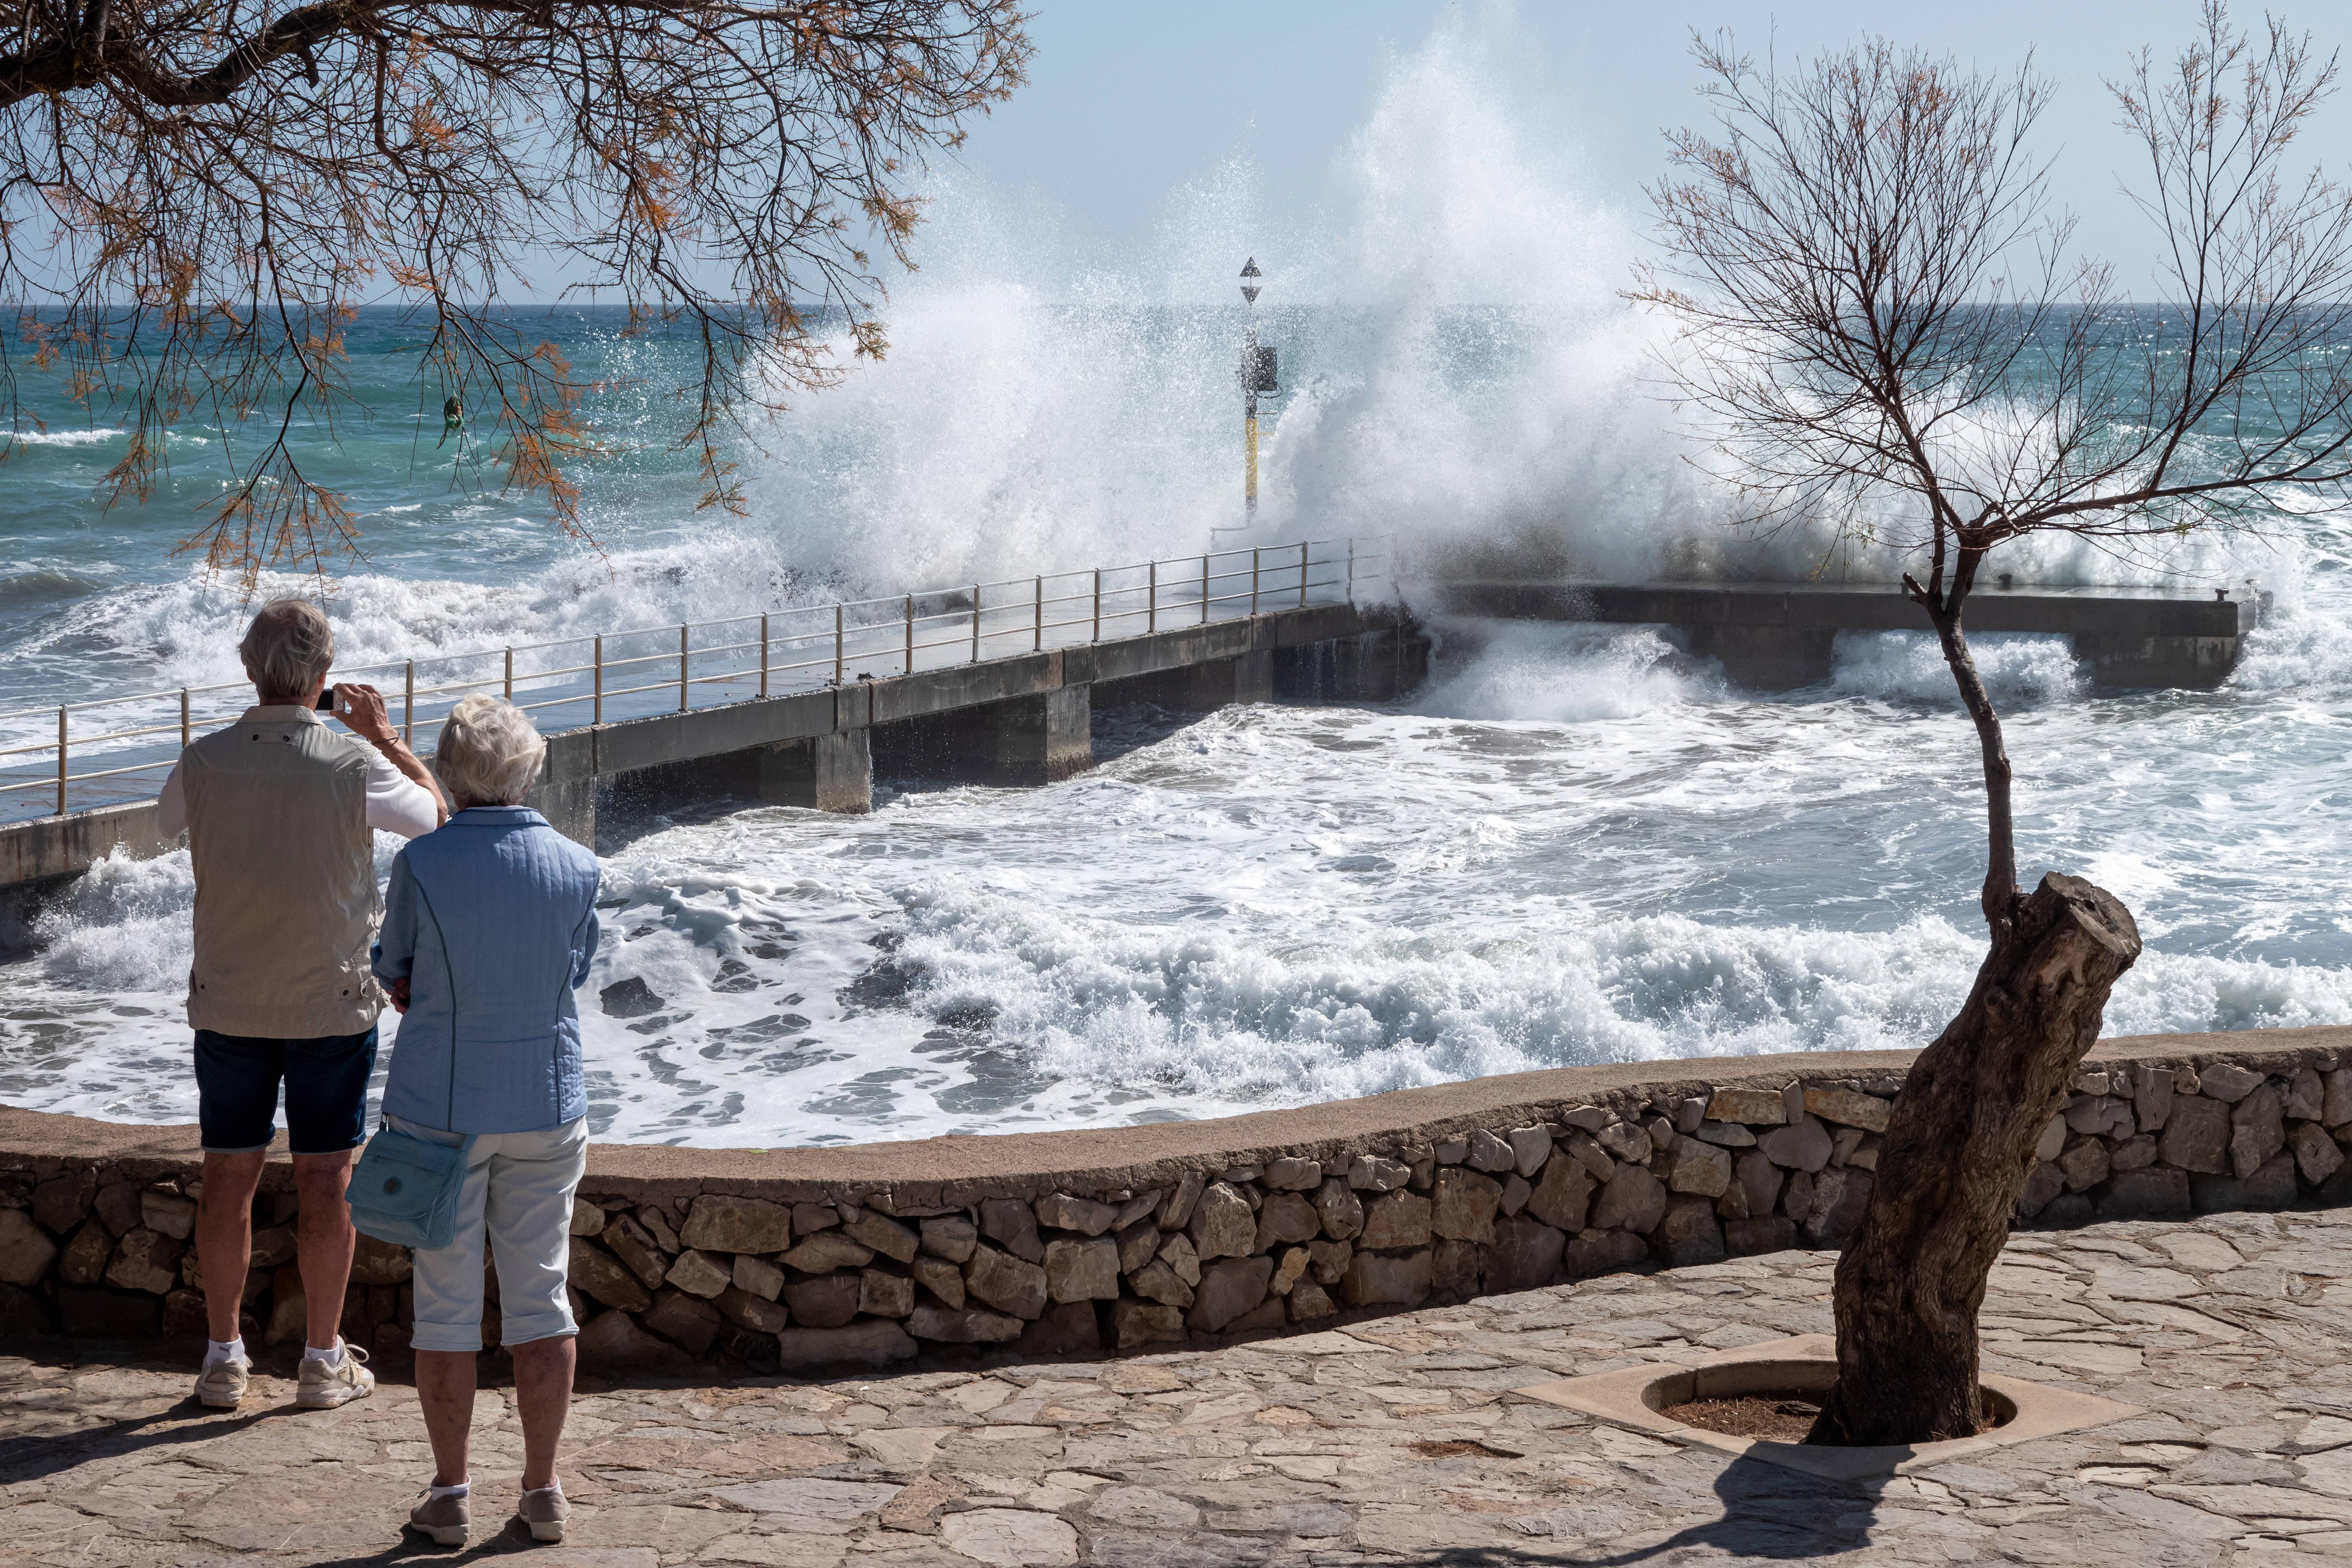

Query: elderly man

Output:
[157, 600, 446, 1411]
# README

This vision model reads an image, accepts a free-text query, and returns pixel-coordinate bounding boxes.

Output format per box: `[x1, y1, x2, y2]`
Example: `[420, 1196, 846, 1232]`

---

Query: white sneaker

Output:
[295, 1343, 374, 1410]
[193, 1355, 249, 1410]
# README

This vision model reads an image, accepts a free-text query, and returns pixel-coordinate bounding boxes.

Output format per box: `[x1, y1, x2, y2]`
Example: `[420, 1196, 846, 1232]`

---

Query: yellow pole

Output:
[1245, 413, 1259, 512]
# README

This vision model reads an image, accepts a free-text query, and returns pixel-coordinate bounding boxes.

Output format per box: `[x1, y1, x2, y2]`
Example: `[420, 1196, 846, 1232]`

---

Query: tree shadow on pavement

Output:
[0, 1398, 284, 1486]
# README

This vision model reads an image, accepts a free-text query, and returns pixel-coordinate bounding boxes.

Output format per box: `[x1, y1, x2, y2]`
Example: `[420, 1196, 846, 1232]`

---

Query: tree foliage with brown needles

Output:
[0, 1, 1031, 585]
[1635, 2, 2352, 1447]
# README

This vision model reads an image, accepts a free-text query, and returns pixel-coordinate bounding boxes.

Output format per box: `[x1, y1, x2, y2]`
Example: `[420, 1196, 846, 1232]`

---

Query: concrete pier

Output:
[0, 600, 1425, 890]
[1436, 580, 2263, 691]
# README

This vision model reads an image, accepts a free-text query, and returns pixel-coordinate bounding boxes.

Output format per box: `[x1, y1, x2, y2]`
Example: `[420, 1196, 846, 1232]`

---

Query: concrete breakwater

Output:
[0, 1027, 2347, 1373]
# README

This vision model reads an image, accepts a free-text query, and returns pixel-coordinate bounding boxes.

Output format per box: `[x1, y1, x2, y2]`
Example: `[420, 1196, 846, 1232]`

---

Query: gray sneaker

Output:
[295, 1343, 374, 1410]
[192, 1355, 249, 1410]
[520, 1485, 568, 1543]
[407, 1487, 469, 1546]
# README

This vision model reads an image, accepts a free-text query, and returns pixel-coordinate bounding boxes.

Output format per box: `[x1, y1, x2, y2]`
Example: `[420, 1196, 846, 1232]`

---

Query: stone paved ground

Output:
[5, 1207, 2352, 1567]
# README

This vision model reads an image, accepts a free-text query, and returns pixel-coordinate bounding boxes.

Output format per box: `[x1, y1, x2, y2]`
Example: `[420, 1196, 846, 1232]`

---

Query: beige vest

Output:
[182, 706, 384, 1038]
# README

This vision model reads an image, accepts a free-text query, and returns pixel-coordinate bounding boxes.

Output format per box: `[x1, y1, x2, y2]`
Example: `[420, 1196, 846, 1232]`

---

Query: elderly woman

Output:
[371, 695, 600, 1548]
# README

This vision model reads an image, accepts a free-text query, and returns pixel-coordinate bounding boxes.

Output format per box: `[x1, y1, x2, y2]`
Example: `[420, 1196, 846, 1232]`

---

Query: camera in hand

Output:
[315, 684, 339, 712]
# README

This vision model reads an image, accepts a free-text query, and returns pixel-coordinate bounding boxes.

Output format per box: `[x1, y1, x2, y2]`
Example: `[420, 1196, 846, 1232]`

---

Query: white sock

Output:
[203, 1337, 246, 1368]
[301, 1339, 344, 1368]
[429, 1479, 470, 1499]
[524, 1482, 562, 1497]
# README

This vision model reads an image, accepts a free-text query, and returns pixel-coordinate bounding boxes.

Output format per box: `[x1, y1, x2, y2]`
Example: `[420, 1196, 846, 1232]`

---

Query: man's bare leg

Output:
[292, 1150, 358, 1348]
[196, 1151, 266, 1342]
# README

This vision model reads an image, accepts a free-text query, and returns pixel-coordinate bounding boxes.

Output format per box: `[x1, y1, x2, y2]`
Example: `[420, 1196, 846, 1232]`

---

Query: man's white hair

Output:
[435, 694, 546, 808]
[240, 599, 335, 703]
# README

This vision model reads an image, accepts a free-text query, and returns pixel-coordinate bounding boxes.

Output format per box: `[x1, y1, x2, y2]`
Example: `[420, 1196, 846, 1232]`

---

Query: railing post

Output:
[403, 661, 414, 745]
[1299, 541, 1310, 608]
[760, 614, 771, 698]
[971, 584, 981, 665]
[1250, 549, 1261, 616]
[1201, 554, 1210, 624]
[55, 707, 65, 816]
[679, 624, 690, 712]
[1092, 570, 1101, 642]
[1346, 538, 1356, 601]
[593, 635, 604, 725]
[1033, 576, 1042, 652]
[834, 604, 845, 685]
[503, 647, 514, 701]
[179, 688, 191, 749]
[1148, 560, 1157, 634]
[904, 594, 914, 675]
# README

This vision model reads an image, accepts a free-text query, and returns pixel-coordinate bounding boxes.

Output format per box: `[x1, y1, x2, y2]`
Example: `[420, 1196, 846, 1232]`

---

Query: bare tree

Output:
[1634, 3, 2352, 1445]
[0, 1, 1031, 584]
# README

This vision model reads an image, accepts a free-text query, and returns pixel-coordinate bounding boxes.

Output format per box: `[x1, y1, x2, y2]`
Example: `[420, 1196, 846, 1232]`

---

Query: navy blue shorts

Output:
[194, 1027, 378, 1155]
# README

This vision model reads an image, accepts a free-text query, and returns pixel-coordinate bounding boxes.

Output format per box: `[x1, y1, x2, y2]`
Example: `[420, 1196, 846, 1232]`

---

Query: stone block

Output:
[843, 1210, 919, 1263]
[31, 1170, 94, 1236]
[138, 1190, 197, 1242]
[2059, 1140, 2111, 1194]
[1341, 1248, 1432, 1307]
[777, 1321, 918, 1372]
[2159, 1095, 2229, 1173]
[794, 1202, 840, 1234]
[603, 1214, 668, 1289]
[1723, 1216, 1799, 1256]
[1597, 1122, 1651, 1163]
[2325, 1068, 2352, 1127]
[664, 1248, 732, 1300]
[1254, 1191, 1319, 1251]
[1270, 1246, 1310, 1295]
[1487, 1214, 1565, 1294]
[1692, 1121, 1756, 1148]
[93, 1181, 142, 1237]
[568, 1199, 605, 1236]
[1033, 1192, 1119, 1236]
[1016, 1299, 1104, 1357]
[1113, 1191, 1163, 1231]
[680, 1194, 792, 1254]
[59, 1220, 110, 1287]
[1157, 1232, 1201, 1286]
[1562, 1105, 1611, 1132]
[1128, 1258, 1194, 1307]
[1524, 1155, 1593, 1233]
[910, 1303, 1026, 1342]
[1188, 1183, 1257, 1261]
[566, 1239, 653, 1313]
[1431, 1167, 1502, 1244]
[0, 1209, 58, 1287]
[1759, 1116, 1833, 1173]
[1733, 1150, 1783, 1219]
[2016, 1161, 2065, 1219]
[348, 1233, 412, 1286]
[2293, 1121, 2346, 1185]
[1113, 1299, 1188, 1348]
[1433, 1237, 1485, 1298]
[1658, 1195, 1726, 1266]
[1264, 1157, 1321, 1190]
[643, 1290, 723, 1356]
[1347, 1155, 1411, 1191]
[732, 1253, 786, 1302]
[1780, 1170, 1815, 1223]
[1564, 1132, 1616, 1182]
[1565, 1228, 1652, 1278]
[964, 1244, 1048, 1320]
[1288, 1279, 1337, 1321]
[780, 1271, 859, 1328]
[717, 1326, 779, 1366]
[859, 1269, 915, 1318]
[1645, 1115, 1676, 1150]
[1500, 1172, 1532, 1216]
[2288, 1067, 2325, 1122]
[781, 1230, 875, 1274]
[712, 1282, 791, 1333]
[1306, 1238, 1351, 1286]
[576, 1307, 694, 1371]
[1044, 1235, 1120, 1303]
[105, 1228, 183, 1295]
[2230, 1084, 2288, 1179]
[920, 1214, 977, 1262]
[1591, 1164, 1666, 1234]
[1466, 1129, 1516, 1173]
[2198, 1062, 2264, 1102]
[1705, 1088, 1786, 1126]
[1666, 1136, 1732, 1197]
[2111, 1134, 2158, 1173]
[1311, 1178, 1364, 1241]
[1187, 1255, 1275, 1332]
[1115, 1220, 1160, 1275]
[2137, 1067, 2177, 1133]
[1674, 1096, 1707, 1133]
[1145, 1170, 1204, 1232]
[911, 1253, 966, 1309]
[1506, 1125, 1552, 1176]
[2092, 1165, 2187, 1219]
[2033, 1115, 2067, 1163]
[1802, 1087, 1891, 1133]
[1434, 1138, 1468, 1165]
[980, 1197, 1046, 1263]
[634, 1204, 679, 1251]
[2193, 1150, 2299, 1213]
[1801, 1168, 1873, 1249]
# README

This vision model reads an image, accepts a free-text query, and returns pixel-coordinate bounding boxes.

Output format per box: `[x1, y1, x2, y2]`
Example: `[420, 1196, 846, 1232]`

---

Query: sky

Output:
[940, 0, 2352, 299]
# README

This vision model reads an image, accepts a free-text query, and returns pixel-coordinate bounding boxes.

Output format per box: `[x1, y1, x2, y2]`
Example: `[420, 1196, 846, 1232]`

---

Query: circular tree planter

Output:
[1523, 1333, 2141, 1482]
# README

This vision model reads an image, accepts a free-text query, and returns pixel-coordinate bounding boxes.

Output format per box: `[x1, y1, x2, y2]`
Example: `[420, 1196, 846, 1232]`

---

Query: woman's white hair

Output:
[435, 694, 546, 808]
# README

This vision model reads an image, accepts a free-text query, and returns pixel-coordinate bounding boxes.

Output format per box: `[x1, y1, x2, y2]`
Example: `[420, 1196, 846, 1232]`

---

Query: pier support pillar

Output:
[1176, 650, 1274, 710]
[756, 728, 874, 813]
[528, 730, 598, 850]
[1689, 625, 1838, 691]
[874, 686, 1093, 786]
[2077, 634, 2239, 690]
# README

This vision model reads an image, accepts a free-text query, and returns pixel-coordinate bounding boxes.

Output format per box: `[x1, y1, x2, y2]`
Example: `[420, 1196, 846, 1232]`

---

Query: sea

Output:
[1, 28, 2347, 1145]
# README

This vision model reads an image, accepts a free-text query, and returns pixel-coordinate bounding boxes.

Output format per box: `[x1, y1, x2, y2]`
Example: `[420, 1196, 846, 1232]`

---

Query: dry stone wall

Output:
[4, 1036, 2352, 1373]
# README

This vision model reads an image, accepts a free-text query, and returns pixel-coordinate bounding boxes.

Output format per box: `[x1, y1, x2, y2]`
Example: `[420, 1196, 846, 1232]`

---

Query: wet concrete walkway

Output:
[4, 1207, 2351, 1565]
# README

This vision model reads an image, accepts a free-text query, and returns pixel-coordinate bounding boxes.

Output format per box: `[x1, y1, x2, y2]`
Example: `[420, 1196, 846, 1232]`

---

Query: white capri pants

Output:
[385, 1115, 588, 1354]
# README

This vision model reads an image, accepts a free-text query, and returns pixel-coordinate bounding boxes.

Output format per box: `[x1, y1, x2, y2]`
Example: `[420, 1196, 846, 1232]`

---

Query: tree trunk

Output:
[1807, 872, 2141, 1446]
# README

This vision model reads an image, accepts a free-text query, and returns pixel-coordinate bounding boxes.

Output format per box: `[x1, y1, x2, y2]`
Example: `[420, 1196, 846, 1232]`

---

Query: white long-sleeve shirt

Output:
[157, 705, 439, 841]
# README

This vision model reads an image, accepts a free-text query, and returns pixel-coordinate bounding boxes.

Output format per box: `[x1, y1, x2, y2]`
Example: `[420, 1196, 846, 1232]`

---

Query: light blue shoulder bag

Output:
[347, 871, 473, 1249]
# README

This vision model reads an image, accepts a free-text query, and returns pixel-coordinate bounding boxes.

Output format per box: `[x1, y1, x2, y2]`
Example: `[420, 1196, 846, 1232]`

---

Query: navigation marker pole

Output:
[1218, 258, 1279, 549]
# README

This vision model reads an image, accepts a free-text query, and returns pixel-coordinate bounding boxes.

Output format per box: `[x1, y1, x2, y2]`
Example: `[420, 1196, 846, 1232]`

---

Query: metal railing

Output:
[0, 535, 1396, 824]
